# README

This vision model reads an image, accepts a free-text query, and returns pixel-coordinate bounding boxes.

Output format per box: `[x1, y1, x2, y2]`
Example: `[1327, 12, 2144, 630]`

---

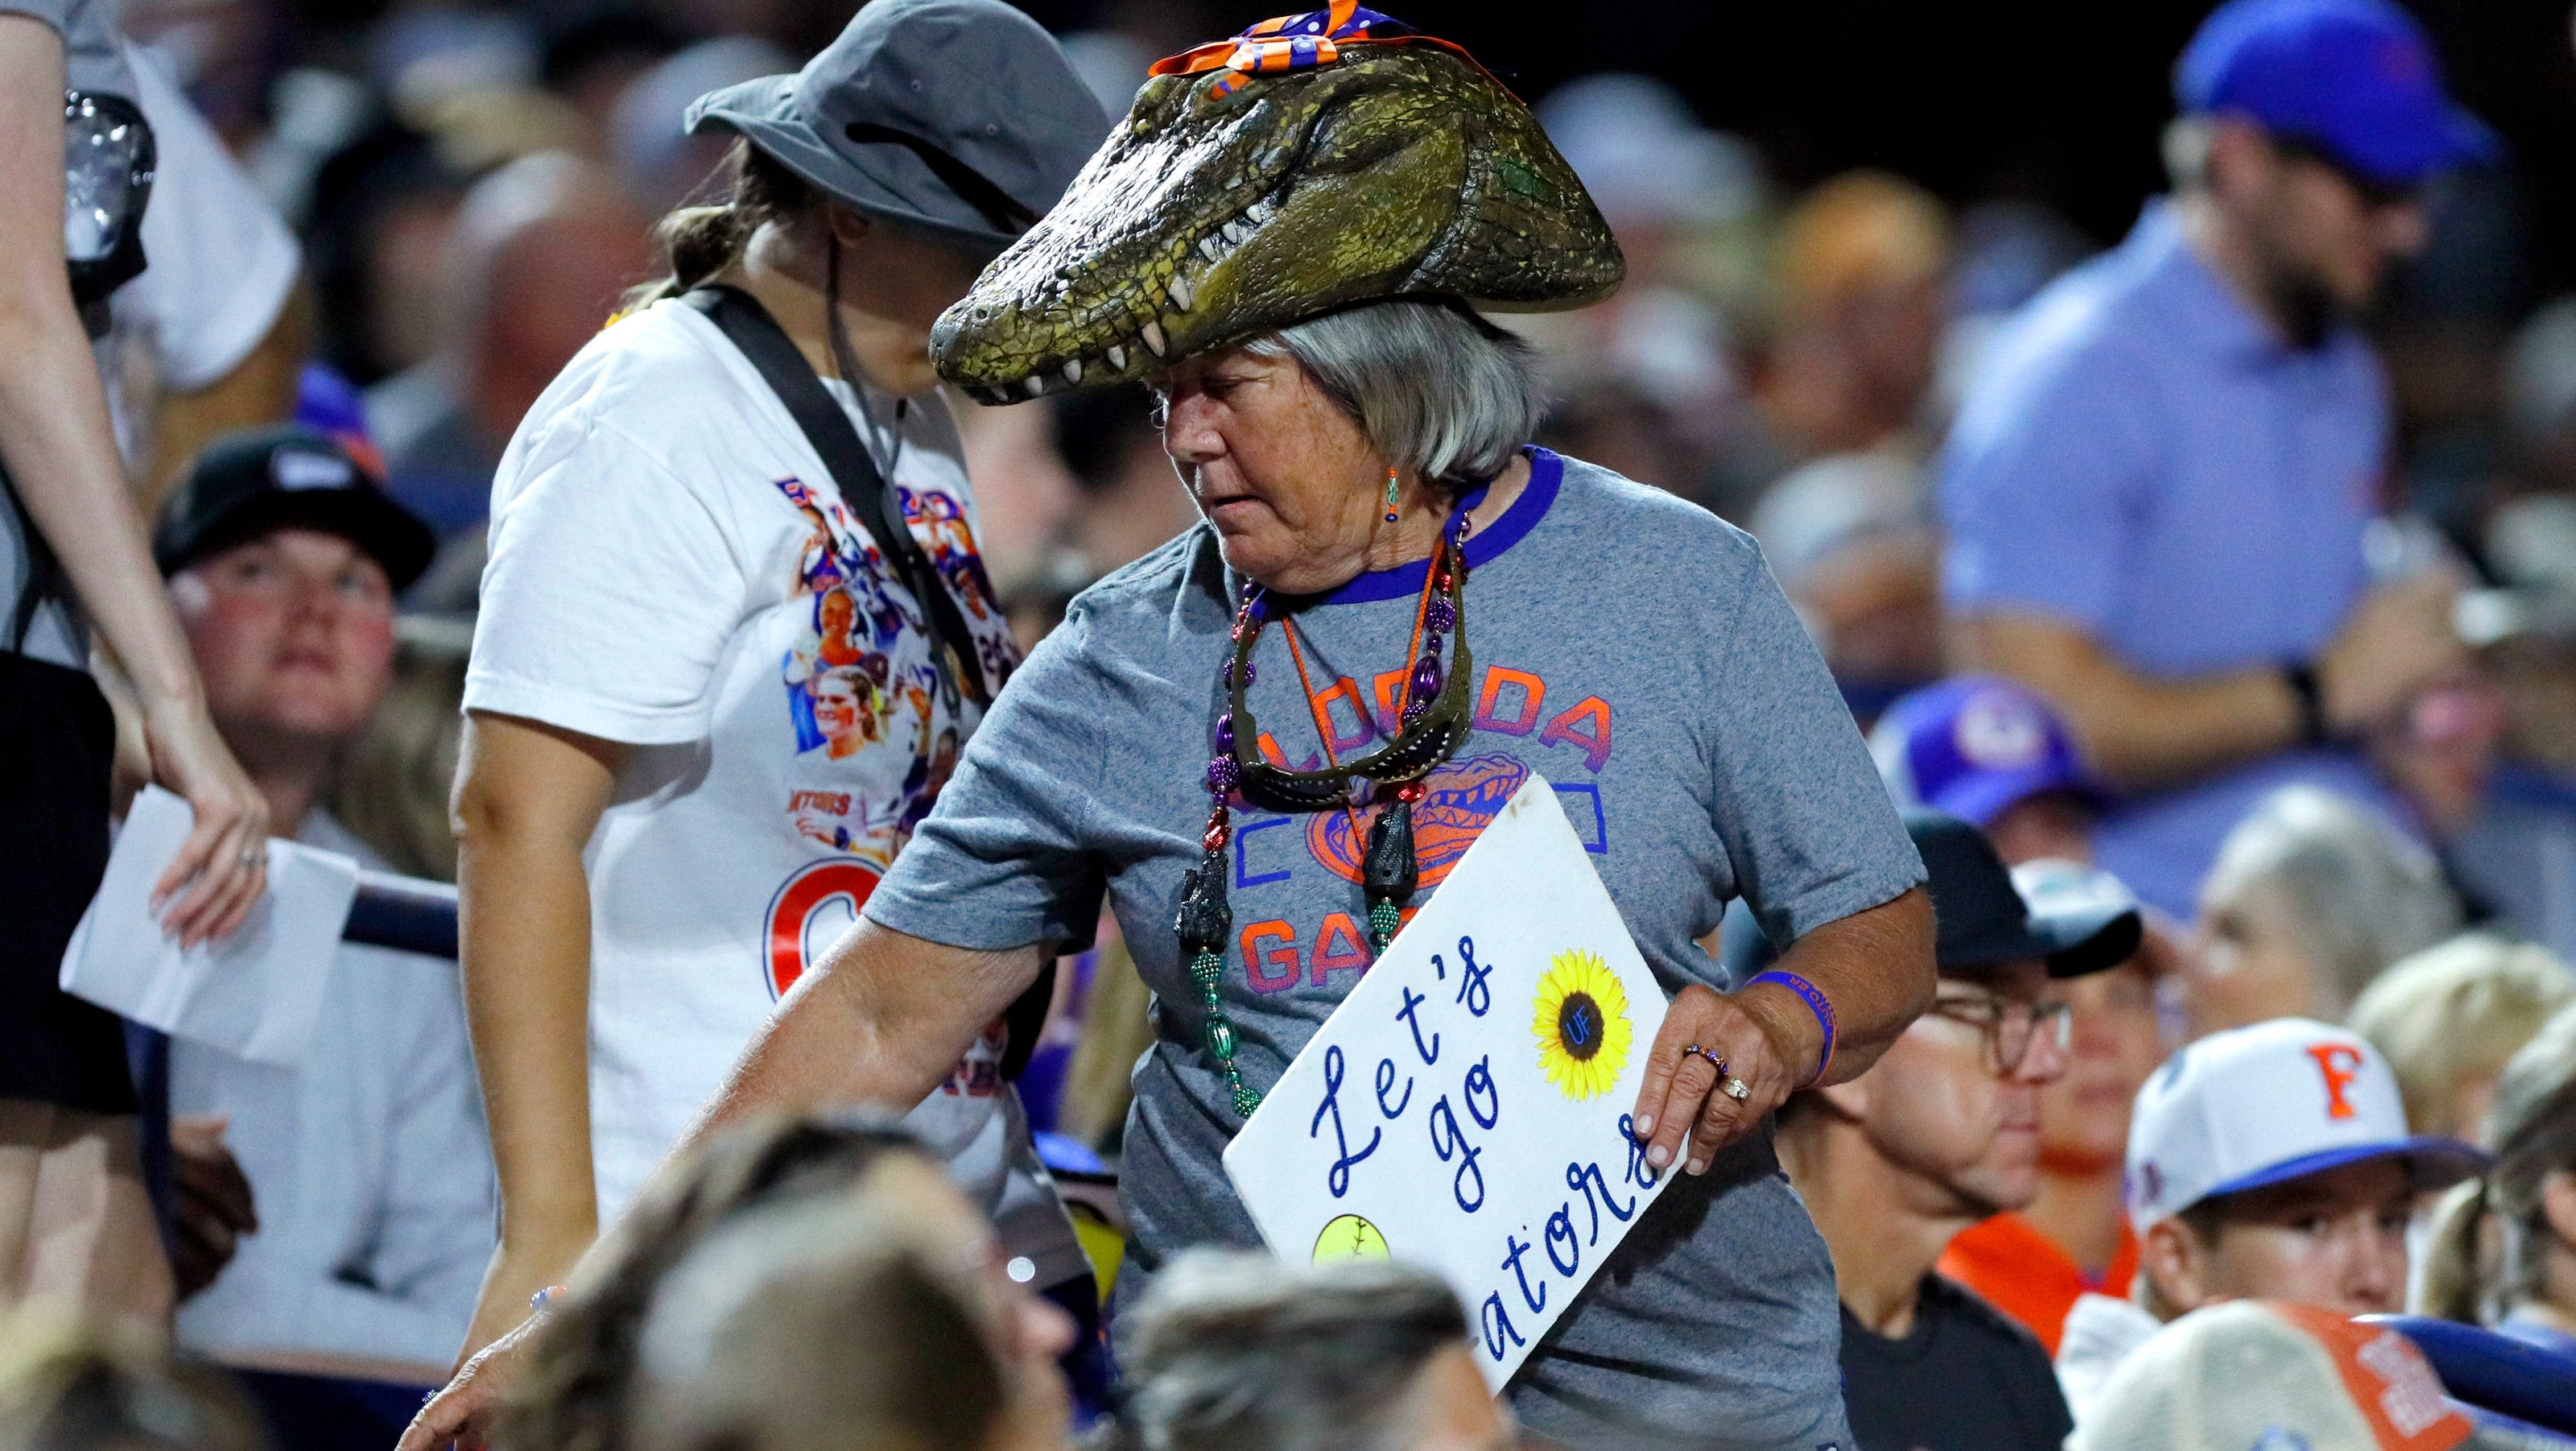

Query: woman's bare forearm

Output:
[0, 21, 197, 707]
[1736, 887, 1935, 1085]
[680, 918, 1045, 1143]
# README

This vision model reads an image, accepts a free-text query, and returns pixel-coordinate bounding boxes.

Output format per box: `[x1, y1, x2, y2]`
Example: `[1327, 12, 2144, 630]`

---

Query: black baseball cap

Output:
[155, 425, 436, 591]
[1907, 808, 2140, 978]
[684, 0, 1108, 254]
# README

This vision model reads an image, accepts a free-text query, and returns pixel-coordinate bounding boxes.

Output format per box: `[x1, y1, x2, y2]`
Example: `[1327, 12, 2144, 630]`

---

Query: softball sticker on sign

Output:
[1222, 774, 1682, 1392]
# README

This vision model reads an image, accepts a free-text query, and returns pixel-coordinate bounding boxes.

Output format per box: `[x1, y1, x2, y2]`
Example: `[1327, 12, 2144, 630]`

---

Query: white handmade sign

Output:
[1223, 773, 1681, 1392]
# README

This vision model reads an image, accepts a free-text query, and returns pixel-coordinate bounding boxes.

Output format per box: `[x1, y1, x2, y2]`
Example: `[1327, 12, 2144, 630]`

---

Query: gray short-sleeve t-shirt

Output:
[867, 450, 1922, 1448]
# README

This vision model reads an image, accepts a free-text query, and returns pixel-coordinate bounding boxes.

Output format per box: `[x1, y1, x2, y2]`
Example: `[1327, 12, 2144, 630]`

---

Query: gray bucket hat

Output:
[684, 0, 1107, 254]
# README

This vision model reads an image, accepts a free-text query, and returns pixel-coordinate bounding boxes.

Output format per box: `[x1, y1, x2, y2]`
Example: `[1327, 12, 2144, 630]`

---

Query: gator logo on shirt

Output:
[764, 858, 881, 999]
[1306, 753, 1530, 889]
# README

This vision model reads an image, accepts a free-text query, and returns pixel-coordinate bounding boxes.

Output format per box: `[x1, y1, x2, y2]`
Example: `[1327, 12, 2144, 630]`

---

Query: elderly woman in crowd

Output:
[2186, 785, 2460, 1036]
[413, 10, 1934, 1449]
[1104, 1252, 1509, 1451]
[2421, 1003, 2576, 1350]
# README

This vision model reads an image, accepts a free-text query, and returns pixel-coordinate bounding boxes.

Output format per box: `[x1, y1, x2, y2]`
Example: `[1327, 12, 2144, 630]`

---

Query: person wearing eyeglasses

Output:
[2054, 1019, 2487, 1427]
[1772, 808, 2140, 1451]
[1940, 0, 2491, 925]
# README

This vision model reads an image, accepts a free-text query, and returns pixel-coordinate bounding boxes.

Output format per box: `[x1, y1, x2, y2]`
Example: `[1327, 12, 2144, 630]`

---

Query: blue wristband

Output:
[1748, 970, 1837, 1085]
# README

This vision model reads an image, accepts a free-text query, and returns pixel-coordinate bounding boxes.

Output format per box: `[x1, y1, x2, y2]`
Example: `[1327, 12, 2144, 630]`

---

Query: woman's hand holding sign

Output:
[1632, 889, 1938, 1176]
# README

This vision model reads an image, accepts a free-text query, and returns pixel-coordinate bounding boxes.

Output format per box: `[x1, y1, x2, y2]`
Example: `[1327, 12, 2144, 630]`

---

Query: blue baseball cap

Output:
[1870, 676, 2111, 829]
[2175, 0, 2496, 188]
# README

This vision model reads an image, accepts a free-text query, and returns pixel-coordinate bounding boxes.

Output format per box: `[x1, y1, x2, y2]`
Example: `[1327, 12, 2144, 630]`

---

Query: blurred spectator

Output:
[107, 42, 303, 508]
[608, 35, 794, 211]
[2058, 1020, 2485, 1420]
[1940, 0, 2486, 919]
[1048, 385, 1197, 580]
[1872, 675, 2111, 865]
[326, 616, 468, 883]
[535, 5, 684, 160]
[1749, 449, 1941, 725]
[500, 1112, 1074, 1451]
[1935, 200, 2095, 423]
[1941, 860, 2169, 1358]
[1776, 811, 2136, 1451]
[1526, 72, 1769, 510]
[0, 1310, 269, 1451]
[2507, 299, 2576, 493]
[152, 427, 493, 1378]
[1758, 171, 1951, 461]
[2421, 1002, 2576, 1346]
[2188, 787, 2461, 1037]
[2067, 1300, 2477, 1451]
[1099, 1251, 1509, 1451]
[302, 127, 472, 387]
[618, 1168, 1074, 1451]
[2350, 934, 2576, 1141]
[365, 149, 650, 541]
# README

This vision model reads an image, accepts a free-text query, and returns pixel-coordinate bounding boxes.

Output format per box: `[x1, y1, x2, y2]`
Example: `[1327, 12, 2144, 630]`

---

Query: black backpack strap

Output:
[684, 286, 990, 707]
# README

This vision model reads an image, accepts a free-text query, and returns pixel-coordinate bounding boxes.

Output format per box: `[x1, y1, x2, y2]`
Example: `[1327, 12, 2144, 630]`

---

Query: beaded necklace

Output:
[1173, 502, 1477, 1118]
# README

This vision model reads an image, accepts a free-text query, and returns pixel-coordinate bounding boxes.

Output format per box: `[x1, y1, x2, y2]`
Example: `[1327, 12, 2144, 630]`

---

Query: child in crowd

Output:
[2349, 933, 2575, 1140]
[2421, 1003, 2576, 1352]
[2057, 1020, 2487, 1422]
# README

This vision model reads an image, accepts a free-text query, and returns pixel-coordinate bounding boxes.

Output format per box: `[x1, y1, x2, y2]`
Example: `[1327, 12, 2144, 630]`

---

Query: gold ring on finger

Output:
[1721, 1075, 1752, 1102]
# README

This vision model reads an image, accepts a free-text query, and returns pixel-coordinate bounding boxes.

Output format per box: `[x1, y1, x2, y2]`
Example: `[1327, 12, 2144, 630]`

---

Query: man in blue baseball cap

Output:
[1939, 0, 2487, 920]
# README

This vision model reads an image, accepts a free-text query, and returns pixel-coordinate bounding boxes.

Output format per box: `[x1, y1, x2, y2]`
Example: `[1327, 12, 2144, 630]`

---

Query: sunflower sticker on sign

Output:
[1223, 773, 1682, 1393]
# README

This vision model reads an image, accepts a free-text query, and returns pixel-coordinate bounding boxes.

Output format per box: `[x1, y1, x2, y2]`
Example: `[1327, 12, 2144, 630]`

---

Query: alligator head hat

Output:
[930, 2, 1624, 402]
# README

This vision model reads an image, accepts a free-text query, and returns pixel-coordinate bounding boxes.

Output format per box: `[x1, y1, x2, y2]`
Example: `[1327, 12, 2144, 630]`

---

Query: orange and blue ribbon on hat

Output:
[1147, 0, 1505, 99]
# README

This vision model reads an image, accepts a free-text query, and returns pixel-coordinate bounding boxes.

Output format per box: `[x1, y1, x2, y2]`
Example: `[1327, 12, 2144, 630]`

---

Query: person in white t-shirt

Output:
[444, 0, 1110, 1376]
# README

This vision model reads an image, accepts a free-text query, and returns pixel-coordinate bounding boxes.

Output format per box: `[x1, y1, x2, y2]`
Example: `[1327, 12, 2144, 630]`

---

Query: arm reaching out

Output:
[406, 913, 1045, 1451]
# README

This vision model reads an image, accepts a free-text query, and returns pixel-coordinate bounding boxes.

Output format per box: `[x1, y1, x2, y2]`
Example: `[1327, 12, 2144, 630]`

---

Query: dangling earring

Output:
[1382, 467, 1402, 524]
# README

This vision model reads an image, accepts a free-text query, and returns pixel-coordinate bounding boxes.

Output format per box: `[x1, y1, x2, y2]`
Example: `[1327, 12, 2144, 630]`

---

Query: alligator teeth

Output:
[1249, 197, 1278, 222]
[1224, 218, 1253, 245]
[1024, 375, 1046, 398]
[1105, 344, 1126, 370]
[1141, 320, 1166, 357]
[1199, 235, 1224, 262]
[1062, 358, 1083, 385]
[1169, 275, 1194, 311]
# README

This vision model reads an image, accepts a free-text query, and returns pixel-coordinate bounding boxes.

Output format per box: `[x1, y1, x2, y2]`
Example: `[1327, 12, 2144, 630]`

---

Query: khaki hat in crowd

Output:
[2073, 1300, 2472, 1451]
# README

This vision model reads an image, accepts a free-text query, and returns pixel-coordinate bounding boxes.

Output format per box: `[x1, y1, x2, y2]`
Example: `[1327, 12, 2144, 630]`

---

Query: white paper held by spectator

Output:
[60, 785, 358, 1066]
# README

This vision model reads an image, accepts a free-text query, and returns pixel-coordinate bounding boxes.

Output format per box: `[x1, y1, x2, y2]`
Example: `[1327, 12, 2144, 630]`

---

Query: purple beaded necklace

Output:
[1172, 501, 1479, 1118]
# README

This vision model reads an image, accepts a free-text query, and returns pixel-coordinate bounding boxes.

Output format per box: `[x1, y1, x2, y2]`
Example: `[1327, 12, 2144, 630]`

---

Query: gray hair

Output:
[2202, 787, 2462, 1015]
[1103, 1251, 1472, 1451]
[1247, 299, 1545, 486]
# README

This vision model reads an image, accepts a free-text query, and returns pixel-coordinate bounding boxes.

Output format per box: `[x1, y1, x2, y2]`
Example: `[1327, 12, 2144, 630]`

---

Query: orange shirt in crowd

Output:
[1937, 1212, 2137, 1357]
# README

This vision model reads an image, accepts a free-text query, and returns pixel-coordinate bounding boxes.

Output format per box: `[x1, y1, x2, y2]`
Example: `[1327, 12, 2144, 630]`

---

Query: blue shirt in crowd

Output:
[1938, 200, 2400, 918]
